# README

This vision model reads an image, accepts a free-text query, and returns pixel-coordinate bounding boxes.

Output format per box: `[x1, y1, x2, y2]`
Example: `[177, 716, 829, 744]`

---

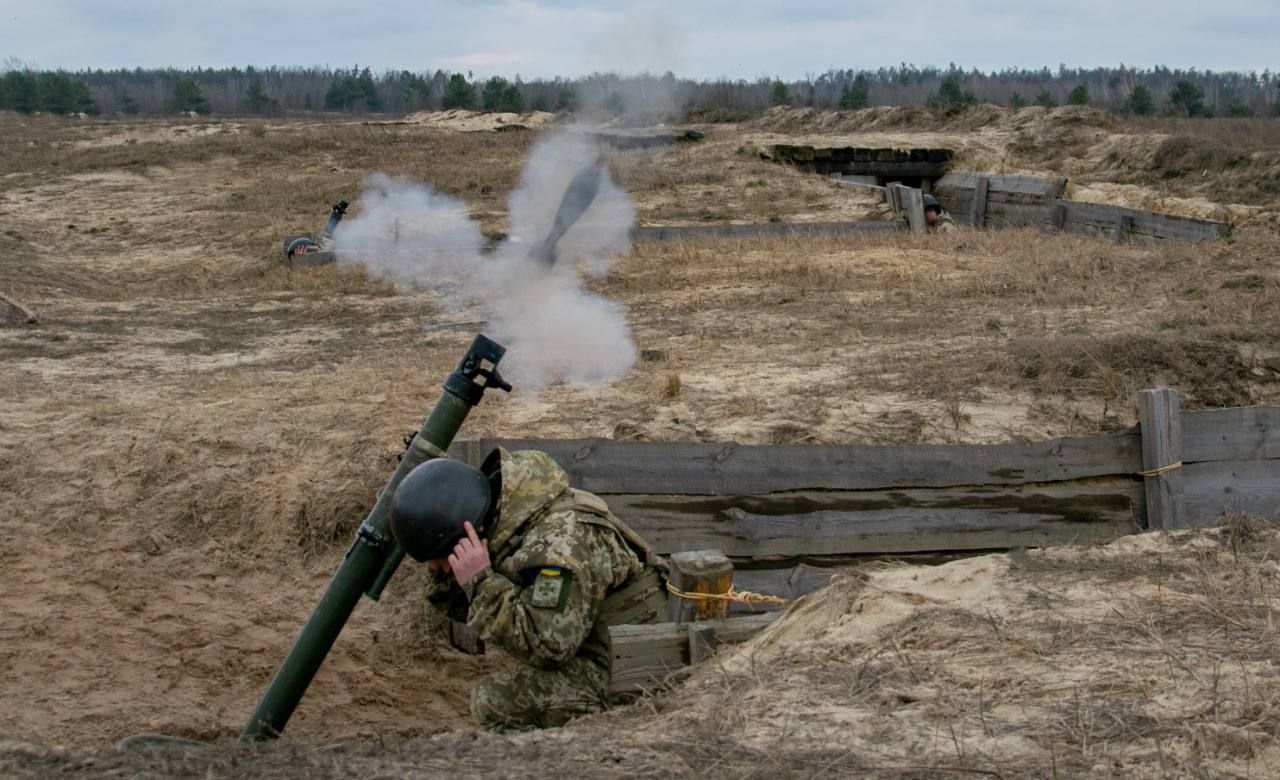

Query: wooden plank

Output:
[837, 161, 951, 177]
[732, 564, 838, 604]
[1051, 203, 1067, 231]
[688, 622, 718, 664]
[454, 430, 1143, 495]
[609, 613, 779, 694]
[630, 220, 905, 243]
[971, 176, 989, 228]
[1115, 214, 1135, 243]
[1183, 406, 1280, 463]
[936, 172, 1063, 198]
[607, 481, 1142, 558]
[1139, 389, 1186, 531]
[1055, 200, 1230, 242]
[904, 187, 926, 234]
[1183, 459, 1280, 526]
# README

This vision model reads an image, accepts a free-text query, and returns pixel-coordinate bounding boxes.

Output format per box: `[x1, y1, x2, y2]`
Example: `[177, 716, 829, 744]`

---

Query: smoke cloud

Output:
[333, 133, 637, 393]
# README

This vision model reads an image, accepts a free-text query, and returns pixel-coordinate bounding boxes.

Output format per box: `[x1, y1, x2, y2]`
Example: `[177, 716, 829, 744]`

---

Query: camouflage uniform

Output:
[930, 211, 958, 233]
[424, 448, 665, 731]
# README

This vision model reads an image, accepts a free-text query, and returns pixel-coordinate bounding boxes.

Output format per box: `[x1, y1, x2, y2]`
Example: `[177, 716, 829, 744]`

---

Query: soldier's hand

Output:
[447, 522, 490, 587]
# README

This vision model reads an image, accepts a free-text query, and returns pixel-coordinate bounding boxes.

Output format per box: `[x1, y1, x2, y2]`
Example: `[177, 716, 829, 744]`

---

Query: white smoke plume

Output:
[332, 133, 637, 393]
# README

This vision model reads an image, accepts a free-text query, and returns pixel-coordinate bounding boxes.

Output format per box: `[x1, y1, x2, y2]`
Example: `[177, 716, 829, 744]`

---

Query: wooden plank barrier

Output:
[452, 391, 1280, 681]
[934, 171, 1231, 242]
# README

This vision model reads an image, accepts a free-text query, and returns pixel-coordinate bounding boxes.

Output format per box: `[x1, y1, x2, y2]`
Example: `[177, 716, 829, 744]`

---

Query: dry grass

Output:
[1123, 117, 1280, 153]
[2, 111, 1280, 756]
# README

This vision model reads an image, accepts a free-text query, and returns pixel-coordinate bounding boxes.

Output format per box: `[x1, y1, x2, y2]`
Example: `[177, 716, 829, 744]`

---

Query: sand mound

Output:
[402, 109, 557, 132]
[10, 519, 1280, 778]
[614, 516, 1280, 776]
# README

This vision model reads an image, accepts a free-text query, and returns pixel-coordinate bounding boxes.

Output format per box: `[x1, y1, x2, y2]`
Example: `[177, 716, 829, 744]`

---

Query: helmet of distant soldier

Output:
[922, 194, 942, 214]
[390, 458, 493, 562]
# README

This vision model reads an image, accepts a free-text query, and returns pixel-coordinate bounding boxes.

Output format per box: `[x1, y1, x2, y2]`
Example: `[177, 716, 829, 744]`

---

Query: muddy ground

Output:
[1, 106, 1279, 774]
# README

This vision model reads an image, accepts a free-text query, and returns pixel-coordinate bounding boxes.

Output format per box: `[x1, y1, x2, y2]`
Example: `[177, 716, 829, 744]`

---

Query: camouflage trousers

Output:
[471, 657, 610, 731]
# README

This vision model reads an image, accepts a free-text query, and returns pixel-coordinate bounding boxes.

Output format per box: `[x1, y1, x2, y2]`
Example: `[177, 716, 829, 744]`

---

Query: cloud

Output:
[1, 0, 1276, 76]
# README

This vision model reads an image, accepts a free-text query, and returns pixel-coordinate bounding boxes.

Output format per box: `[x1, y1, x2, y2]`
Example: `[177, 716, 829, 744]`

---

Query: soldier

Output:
[389, 448, 666, 731]
[923, 194, 957, 233]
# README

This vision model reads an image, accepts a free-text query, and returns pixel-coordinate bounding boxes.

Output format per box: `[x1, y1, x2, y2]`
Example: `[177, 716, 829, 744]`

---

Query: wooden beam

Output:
[903, 187, 926, 234]
[1139, 389, 1186, 531]
[1183, 459, 1280, 526]
[1051, 203, 1067, 231]
[606, 481, 1142, 559]
[1183, 406, 1280, 463]
[971, 176, 989, 228]
[688, 622, 718, 664]
[666, 550, 733, 624]
[453, 430, 1144, 495]
[1115, 214, 1135, 243]
[609, 613, 779, 694]
[630, 220, 905, 243]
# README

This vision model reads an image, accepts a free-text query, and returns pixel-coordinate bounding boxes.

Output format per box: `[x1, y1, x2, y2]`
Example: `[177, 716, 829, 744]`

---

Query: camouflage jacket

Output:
[930, 211, 957, 233]
[424, 448, 662, 671]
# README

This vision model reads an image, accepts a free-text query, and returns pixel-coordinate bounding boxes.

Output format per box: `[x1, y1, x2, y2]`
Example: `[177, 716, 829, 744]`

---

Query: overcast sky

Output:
[1, 1, 1275, 78]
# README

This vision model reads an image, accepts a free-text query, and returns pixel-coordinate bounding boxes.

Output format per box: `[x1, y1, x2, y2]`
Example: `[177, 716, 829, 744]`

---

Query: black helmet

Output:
[390, 458, 493, 562]
[922, 194, 941, 213]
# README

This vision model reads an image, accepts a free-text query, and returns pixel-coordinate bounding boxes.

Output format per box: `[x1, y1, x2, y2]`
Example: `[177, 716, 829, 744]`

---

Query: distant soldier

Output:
[923, 194, 957, 233]
[389, 448, 666, 731]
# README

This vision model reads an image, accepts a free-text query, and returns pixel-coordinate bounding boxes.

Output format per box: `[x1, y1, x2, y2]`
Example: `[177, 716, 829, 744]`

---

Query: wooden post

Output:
[1138, 388, 1186, 531]
[971, 175, 989, 228]
[1115, 214, 1135, 243]
[666, 550, 733, 624]
[1051, 202, 1067, 232]
[903, 187, 926, 235]
[688, 622, 719, 663]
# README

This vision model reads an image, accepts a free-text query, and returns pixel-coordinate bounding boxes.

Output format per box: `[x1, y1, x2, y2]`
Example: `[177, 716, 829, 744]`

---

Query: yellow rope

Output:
[1137, 460, 1183, 478]
[666, 581, 791, 609]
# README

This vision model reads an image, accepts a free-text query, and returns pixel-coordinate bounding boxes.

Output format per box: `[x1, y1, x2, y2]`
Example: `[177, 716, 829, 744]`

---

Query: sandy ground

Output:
[1, 107, 1279, 767]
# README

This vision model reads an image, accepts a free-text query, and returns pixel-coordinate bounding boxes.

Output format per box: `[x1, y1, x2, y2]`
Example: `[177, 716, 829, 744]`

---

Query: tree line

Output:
[1, 63, 1277, 119]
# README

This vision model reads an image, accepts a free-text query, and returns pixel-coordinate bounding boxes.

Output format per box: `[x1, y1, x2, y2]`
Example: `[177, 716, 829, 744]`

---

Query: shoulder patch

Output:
[529, 567, 572, 610]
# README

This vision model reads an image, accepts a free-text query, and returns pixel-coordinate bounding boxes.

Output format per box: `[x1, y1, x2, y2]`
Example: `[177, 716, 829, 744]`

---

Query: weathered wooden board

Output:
[766, 145, 953, 177]
[1183, 459, 1280, 526]
[454, 432, 1143, 495]
[732, 564, 840, 604]
[1054, 200, 1230, 242]
[631, 220, 904, 243]
[936, 172, 1067, 199]
[605, 481, 1143, 558]
[1139, 388, 1185, 531]
[1183, 407, 1280, 464]
[609, 612, 779, 694]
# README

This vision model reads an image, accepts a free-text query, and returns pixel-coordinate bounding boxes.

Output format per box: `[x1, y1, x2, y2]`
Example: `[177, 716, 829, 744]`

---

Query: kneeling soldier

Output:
[389, 448, 666, 731]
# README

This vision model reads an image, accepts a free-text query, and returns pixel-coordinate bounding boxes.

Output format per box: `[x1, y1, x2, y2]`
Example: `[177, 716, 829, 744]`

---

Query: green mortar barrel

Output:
[239, 334, 511, 741]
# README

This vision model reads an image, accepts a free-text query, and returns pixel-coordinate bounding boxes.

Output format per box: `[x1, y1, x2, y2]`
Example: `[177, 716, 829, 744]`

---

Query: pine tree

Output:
[1035, 89, 1057, 108]
[172, 77, 209, 114]
[441, 74, 475, 109]
[1128, 84, 1154, 116]
[1169, 80, 1207, 117]
[929, 76, 976, 108]
[555, 85, 578, 113]
[770, 80, 791, 106]
[1067, 83, 1089, 105]
[839, 74, 869, 110]
[1009, 93, 1027, 109]
[244, 78, 271, 113]
[481, 76, 508, 111]
[498, 84, 523, 113]
[118, 90, 139, 115]
[1, 71, 40, 114]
